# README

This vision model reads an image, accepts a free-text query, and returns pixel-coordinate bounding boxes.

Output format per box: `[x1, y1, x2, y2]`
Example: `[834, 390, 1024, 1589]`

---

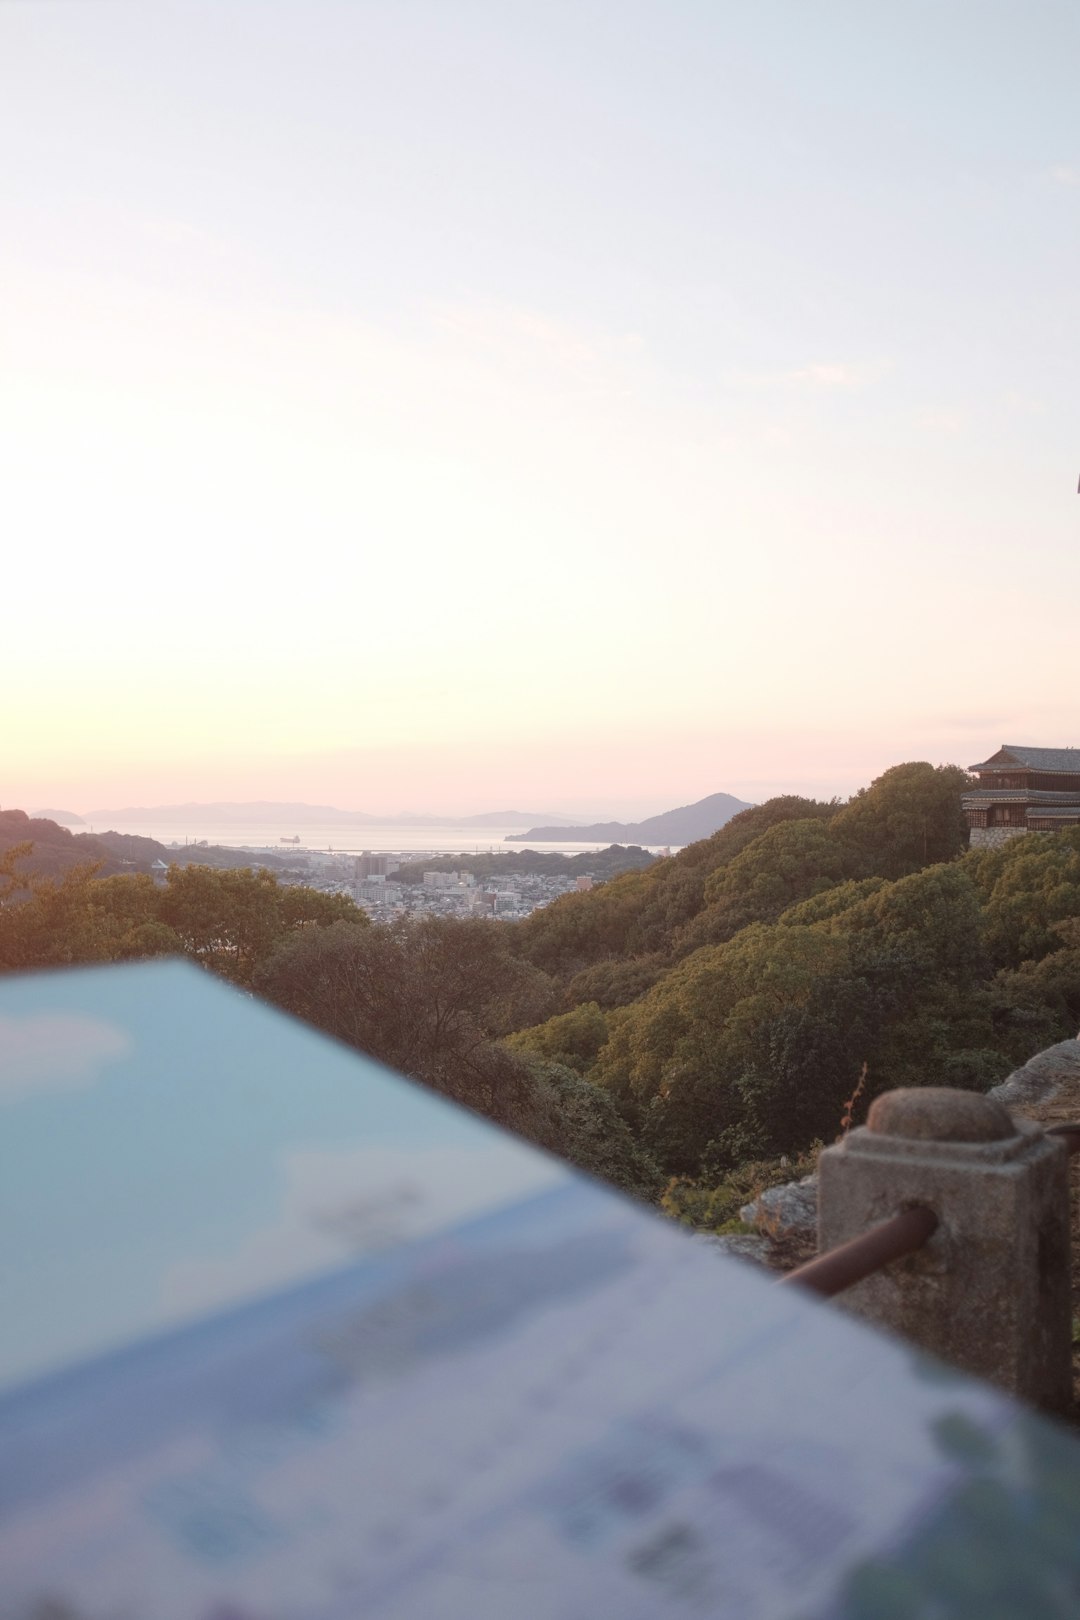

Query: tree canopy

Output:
[501, 763, 1077, 1189]
[0, 858, 366, 982]
[254, 916, 659, 1196]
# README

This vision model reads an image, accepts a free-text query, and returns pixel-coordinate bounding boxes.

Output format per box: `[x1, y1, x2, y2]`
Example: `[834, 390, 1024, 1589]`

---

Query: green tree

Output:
[836, 862, 987, 987]
[512, 794, 839, 980]
[254, 917, 660, 1192]
[779, 876, 887, 927]
[255, 916, 555, 1123]
[510, 867, 657, 977]
[593, 925, 855, 1174]
[831, 761, 971, 877]
[673, 818, 861, 954]
[86, 872, 183, 960]
[513, 1057, 663, 1197]
[506, 1001, 609, 1075]
[966, 826, 1080, 969]
[564, 952, 668, 1010]
[157, 865, 284, 981]
[0, 860, 119, 969]
[0, 840, 32, 905]
[989, 917, 1080, 1059]
[0, 855, 367, 982]
[150, 864, 366, 984]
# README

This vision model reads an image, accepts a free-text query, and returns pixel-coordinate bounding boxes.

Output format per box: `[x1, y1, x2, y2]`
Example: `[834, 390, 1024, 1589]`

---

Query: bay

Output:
[81, 819, 671, 857]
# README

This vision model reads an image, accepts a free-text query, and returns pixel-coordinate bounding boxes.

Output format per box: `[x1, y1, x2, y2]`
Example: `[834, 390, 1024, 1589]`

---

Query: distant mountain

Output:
[506, 792, 756, 845]
[84, 801, 585, 829]
[29, 808, 85, 825]
[455, 810, 582, 828]
[84, 801, 378, 827]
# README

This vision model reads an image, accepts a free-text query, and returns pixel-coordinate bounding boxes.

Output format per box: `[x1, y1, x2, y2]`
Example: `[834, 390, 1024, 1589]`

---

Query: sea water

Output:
[81, 819, 669, 857]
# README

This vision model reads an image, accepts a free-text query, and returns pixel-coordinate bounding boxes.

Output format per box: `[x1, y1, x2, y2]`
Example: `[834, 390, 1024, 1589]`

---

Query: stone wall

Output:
[968, 826, 1029, 849]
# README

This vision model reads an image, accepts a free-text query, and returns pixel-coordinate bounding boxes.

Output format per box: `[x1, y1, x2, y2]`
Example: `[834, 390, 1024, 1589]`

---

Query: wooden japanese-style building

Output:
[963, 744, 1080, 846]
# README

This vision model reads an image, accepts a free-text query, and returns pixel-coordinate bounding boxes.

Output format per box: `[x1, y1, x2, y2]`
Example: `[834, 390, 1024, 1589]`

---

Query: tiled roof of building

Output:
[969, 745, 1080, 774]
[962, 789, 1080, 803]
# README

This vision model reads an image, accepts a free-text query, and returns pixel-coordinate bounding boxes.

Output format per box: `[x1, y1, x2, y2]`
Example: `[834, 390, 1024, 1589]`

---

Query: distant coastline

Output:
[30, 794, 752, 858]
[76, 819, 677, 858]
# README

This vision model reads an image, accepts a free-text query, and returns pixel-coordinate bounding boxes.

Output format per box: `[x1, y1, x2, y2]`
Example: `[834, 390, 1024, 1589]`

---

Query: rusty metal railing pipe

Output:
[778, 1204, 939, 1300]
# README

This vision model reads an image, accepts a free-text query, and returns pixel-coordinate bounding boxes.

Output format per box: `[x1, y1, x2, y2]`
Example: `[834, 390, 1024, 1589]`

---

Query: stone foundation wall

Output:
[968, 826, 1029, 849]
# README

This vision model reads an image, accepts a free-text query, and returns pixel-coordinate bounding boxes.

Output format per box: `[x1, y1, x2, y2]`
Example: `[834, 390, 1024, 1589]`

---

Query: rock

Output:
[740, 1175, 818, 1240]
[693, 1232, 771, 1267]
[989, 1038, 1080, 1110]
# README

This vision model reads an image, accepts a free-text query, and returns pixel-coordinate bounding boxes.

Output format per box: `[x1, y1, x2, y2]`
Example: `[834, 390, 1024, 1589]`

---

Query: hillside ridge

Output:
[506, 791, 755, 845]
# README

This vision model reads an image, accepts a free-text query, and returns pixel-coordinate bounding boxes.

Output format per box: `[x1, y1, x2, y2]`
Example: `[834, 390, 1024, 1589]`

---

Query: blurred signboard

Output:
[2, 960, 1080, 1618]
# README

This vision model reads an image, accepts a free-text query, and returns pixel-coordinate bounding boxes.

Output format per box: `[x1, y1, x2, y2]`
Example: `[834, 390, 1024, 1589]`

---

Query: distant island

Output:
[506, 791, 755, 845]
[82, 801, 586, 829]
[29, 808, 85, 826]
[448, 810, 583, 828]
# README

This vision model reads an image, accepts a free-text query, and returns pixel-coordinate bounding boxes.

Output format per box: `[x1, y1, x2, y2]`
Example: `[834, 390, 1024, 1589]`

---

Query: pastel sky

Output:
[3, 1, 1077, 816]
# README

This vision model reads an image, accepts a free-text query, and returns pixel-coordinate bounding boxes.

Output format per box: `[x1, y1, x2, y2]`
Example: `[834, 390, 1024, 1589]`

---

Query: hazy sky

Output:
[3, 1, 1078, 815]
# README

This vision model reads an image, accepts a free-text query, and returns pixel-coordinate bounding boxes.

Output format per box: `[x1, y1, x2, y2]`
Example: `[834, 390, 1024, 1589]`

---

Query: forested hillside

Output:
[3, 761, 1079, 1221]
[506, 762, 1080, 1185]
[0, 809, 149, 880]
[0, 808, 293, 881]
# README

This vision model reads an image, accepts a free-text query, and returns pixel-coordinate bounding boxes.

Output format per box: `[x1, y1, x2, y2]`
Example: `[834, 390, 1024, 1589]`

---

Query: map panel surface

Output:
[2, 960, 1080, 1618]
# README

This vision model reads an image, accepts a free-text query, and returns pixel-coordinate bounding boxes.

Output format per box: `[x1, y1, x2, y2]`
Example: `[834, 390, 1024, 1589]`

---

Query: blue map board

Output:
[2, 959, 1080, 1618]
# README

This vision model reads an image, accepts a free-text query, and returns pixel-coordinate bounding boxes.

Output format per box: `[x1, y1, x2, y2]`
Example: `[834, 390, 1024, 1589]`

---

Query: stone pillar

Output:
[817, 1087, 1072, 1412]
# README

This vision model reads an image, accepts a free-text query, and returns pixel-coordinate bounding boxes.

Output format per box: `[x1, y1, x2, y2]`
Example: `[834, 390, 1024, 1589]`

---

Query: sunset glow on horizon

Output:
[4, 2, 1078, 818]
